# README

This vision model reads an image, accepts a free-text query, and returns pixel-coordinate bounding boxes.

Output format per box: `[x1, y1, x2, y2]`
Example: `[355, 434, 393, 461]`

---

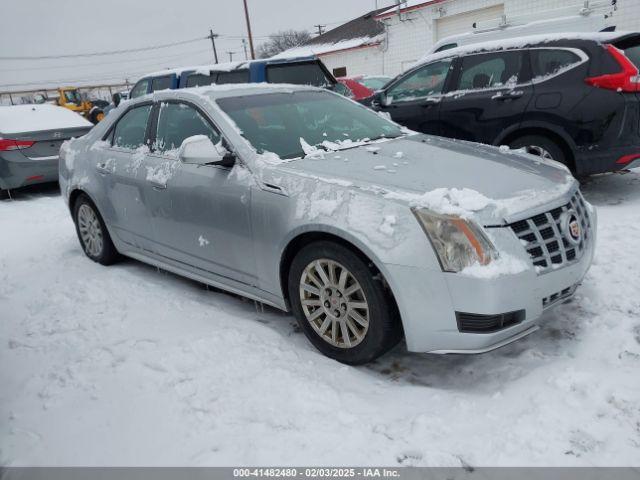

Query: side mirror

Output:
[179, 135, 235, 167]
[371, 90, 389, 109]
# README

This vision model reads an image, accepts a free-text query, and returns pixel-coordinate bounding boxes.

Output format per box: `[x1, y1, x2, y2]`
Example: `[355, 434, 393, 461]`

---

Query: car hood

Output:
[273, 134, 577, 225]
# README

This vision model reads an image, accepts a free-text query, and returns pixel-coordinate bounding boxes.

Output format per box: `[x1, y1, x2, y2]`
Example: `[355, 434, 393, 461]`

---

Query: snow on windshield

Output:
[216, 90, 404, 160]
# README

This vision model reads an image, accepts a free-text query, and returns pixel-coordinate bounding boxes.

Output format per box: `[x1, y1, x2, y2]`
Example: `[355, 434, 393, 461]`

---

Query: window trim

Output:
[102, 101, 154, 151]
[148, 99, 224, 161]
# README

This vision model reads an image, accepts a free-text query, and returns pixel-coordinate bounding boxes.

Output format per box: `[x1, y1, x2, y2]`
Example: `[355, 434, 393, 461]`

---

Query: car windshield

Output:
[216, 91, 404, 160]
[359, 77, 390, 90]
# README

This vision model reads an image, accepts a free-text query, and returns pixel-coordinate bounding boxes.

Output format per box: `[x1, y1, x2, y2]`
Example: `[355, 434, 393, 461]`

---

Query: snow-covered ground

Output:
[1, 172, 640, 467]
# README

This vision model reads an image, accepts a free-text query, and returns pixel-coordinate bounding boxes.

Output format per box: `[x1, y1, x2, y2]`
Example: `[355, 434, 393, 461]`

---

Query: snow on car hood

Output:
[276, 134, 577, 225]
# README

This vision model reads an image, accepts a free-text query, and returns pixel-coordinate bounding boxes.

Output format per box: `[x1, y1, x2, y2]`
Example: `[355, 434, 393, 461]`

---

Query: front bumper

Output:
[383, 206, 597, 354]
[0, 152, 59, 190]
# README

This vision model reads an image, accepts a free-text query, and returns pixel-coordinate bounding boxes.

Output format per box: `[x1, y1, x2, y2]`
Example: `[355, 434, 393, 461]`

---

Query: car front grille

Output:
[509, 191, 591, 274]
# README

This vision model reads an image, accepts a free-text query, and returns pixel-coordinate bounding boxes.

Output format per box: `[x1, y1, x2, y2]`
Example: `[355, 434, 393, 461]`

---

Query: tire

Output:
[0, 189, 9, 200]
[288, 241, 402, 365]
[508, 134, 568, 168]
[89, 109, 104, 124]
[72, 194, 119, 265]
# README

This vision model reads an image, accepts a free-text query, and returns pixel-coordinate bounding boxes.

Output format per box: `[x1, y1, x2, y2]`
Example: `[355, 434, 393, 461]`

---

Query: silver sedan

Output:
[59, 84, 596, 364]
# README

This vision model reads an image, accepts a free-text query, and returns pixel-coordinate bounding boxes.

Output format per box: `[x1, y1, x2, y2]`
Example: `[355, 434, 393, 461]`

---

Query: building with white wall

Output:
[279, 0, 640, 77]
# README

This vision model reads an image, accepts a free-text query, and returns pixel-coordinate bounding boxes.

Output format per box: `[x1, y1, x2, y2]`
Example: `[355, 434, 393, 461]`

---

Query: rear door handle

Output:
[492, 90, 524, 101]
[151, 183, 167, 191]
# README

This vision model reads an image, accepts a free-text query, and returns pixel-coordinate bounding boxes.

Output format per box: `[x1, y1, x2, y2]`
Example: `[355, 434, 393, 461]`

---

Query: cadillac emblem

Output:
[562, 210, 582, 246]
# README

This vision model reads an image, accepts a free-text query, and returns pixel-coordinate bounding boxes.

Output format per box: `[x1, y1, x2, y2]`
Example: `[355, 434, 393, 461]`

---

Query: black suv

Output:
[371, 32, 640, 175]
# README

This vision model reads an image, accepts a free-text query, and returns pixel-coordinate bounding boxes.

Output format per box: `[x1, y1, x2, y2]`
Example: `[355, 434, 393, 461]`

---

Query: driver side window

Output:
[155, 102, 221, 155]
[387, 59, 452, 103]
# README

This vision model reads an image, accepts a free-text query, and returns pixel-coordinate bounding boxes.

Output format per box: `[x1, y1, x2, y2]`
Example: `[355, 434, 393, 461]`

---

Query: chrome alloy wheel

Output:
[299, 259, 369, 348]
[524, 145, 554, 160]
[78, 204, 104, 257]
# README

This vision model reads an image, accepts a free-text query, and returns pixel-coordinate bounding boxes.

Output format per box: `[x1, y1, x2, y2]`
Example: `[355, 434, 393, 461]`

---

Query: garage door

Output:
[435, 4, 505, 41]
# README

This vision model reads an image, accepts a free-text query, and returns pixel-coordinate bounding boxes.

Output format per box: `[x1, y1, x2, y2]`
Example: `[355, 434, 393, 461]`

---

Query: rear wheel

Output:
[73, 194, 119, 265]
[508, 134, 567, 167]
[288, 241, 401, 365]
[0, 189, 9, 200]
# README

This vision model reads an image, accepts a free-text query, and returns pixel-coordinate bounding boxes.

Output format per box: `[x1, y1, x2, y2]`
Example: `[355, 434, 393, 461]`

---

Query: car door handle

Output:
[421, 97, 442, 107]
[492, 90, 524, 101]
[151, 183, 167, 191]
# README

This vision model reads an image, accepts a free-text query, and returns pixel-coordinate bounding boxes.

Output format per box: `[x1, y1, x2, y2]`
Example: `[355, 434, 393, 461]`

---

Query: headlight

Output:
[412, 208, 498, 272]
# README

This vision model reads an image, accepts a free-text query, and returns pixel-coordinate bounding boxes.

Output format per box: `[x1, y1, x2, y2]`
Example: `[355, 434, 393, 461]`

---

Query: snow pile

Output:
[0, 104, 92, 134]
[385, 187, 494, 218]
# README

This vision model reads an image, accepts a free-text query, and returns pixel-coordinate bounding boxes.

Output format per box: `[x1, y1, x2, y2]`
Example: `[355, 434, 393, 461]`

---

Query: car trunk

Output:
[8, 126, 91, 159]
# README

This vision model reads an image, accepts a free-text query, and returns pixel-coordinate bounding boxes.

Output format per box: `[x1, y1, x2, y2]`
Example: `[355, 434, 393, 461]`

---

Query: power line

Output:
[1, 48, 212, 73]
[0, 37, 206, 61]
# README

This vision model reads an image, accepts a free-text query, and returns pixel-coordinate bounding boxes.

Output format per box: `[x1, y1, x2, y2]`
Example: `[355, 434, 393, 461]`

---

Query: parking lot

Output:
[1, 170, 639, 466]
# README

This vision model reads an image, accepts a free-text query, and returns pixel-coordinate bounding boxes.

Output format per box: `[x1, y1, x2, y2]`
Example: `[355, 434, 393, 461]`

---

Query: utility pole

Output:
[314, 24, 326, 36]
[208, 29, 219, 64]
[227, 51, 235, 62]
[241, 39, 248, 60]
[242, 0, 255, 60]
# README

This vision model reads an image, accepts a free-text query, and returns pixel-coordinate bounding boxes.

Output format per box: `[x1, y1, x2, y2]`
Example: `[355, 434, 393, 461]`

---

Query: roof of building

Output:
[273, 7, 389, 58]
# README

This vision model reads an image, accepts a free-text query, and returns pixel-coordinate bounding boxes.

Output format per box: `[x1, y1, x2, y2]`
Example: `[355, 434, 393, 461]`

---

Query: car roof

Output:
[140, 56, 320, 81]
[146, 82, 322, 102]
[416, 31, 640, 67]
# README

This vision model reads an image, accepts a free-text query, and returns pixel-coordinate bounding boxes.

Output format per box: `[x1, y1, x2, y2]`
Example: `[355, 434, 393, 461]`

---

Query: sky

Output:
[0, 0, 391, 93]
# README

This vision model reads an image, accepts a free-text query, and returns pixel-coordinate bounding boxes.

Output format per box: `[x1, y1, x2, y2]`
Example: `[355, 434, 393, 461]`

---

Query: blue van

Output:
[129, 56, 340, 98]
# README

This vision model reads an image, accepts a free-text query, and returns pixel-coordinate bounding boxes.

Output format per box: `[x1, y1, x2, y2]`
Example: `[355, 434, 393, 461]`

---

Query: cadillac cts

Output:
[59, 84, 596, 364]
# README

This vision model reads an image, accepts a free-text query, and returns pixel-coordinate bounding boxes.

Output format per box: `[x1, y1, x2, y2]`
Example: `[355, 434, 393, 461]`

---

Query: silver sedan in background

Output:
[1, 104, 92, 199]
[59, 85, 595, 364]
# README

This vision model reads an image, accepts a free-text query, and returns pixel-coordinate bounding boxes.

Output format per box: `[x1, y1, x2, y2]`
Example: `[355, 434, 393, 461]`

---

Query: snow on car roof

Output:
[144, 61, 246, 79]
[165, 82, 318, 100]
[0, 104, 92, 135]
[416, 30, 635, 67]
[272, 34, 385, 59]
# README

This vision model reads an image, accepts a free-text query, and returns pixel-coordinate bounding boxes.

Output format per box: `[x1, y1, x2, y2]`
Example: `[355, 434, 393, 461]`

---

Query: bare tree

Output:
[257, 30, 312, 58]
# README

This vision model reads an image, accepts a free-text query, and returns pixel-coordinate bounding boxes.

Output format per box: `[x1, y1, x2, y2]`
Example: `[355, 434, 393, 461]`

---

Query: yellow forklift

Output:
[34, 87, 105, 124]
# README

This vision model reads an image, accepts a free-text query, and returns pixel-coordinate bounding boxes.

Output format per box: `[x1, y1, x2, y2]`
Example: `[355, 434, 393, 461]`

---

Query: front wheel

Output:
[73, 194, 119, 265]
[0, 189, 9, 200]
[288, 241, 401, 365]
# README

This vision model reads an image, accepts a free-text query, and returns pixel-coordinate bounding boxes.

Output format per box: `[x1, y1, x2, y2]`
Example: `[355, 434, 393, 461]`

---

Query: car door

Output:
[438, 50, 534, 144]
[141, 100, 256, 285]
[93, 103, 155, 250]
[376, 58, 454, 135]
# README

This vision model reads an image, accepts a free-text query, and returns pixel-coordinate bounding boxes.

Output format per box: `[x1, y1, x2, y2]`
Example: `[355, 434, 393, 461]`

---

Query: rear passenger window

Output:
[266, 62, 332, 87]
[531, 49, 582, 79]
[151, 76, 173, 92]
[112, 105, 152, 149]
[217, 70, 250, 84]
[155, 102, 221, 154]
[185, 73, 216, 87]
[457, 51, 524, 90]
